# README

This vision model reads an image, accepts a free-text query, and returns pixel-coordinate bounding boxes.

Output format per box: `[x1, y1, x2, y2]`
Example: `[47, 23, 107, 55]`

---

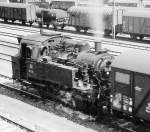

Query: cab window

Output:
[31, 46, 41, 60]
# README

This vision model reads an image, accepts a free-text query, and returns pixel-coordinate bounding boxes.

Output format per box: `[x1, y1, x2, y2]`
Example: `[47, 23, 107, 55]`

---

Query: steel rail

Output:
[1, 23, 150, 52]
[0, 116, 34, 132]
[0, 43, 19, 49]
[0, 58, 11, 62]
[0, 32, 19, 38]
[0, 24, 38, 33]
[1, 30, 150, 53]
[0, 74, 140, 132]
[0, 39, 19, 46]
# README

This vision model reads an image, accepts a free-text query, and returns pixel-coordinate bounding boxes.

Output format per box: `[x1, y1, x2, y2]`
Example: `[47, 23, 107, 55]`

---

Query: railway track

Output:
[1, 23, 150, 55]
[1, 21, 150, 44]
[0, 108, 34, 132]
[1, 23, 150, 132]
[0, 74, 150, 132]
[0, 117, 31, 132]
[0, 30, 150, 57]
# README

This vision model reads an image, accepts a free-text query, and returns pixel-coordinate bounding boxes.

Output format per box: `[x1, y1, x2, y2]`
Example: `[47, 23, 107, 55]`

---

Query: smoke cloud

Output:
[88, 0, 104, 38]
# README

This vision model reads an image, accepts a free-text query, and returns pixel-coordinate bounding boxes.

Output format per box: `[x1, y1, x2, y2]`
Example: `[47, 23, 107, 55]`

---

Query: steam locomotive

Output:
[12, 32, 150, 121]
[12, 31, 113, 114]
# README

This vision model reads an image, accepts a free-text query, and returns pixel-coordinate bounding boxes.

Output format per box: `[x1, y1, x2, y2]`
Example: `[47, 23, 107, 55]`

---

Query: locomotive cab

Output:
[12, 42, 32, 80]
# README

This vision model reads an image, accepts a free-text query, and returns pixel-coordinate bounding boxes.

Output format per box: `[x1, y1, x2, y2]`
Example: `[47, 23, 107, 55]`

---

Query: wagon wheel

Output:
[104, 29, 111, 36]
[130, 34, 137, 39]
[4, 19, 8, 23]
[53, 24, 57, 30]
[22, 21, 26, 25]
[115, 32, 118, 36]
[61, 24, 65, 30]
[11, 19, 15, 23]
[46, 24, 49, 28]
[75, 26, 80, 32]
[139, 35, 144, 40]
[29, 21, 33, 26]
[38, 22, 42, 27]
[84, 28, 88, 33]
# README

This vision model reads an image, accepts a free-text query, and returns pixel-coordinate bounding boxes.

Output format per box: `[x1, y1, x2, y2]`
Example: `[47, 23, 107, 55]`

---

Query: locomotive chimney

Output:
[95, 41, 101, 52]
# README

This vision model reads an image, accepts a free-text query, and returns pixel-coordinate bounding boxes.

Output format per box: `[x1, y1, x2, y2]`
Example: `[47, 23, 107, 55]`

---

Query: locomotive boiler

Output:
[12, 32, 114, 114]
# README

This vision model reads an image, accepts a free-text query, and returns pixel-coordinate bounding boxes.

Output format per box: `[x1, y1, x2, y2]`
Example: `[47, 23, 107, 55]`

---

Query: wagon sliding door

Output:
[134, 73, 150, 121]
[112, 70, 133, 114]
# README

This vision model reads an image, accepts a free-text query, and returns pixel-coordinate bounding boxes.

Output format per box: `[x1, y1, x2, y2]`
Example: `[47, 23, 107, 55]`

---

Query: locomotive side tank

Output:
[111, 49, 150, 121]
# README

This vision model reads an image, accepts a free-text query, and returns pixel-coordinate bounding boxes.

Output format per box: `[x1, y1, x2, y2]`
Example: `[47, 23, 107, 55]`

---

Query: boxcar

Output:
[0, 3, 36, 25]
[103, 6, 123, 35]
[68, 5, 123, 33]
[122, 8, 150, 39]
[68, 6, 90, 32]
[111, 49, 150, 121]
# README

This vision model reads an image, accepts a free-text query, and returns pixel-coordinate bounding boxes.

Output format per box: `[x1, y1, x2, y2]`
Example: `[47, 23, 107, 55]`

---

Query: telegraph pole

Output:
[113, 0, 115, 39]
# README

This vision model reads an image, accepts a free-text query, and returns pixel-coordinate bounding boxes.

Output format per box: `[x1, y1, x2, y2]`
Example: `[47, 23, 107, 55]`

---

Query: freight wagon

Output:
[0, 3, 36, 25]
[68, 6, 123, 33]
[68, 6, 100, 32]
[36, 8, 68, 29]
[122, 8, 150, 40]
[111, 49, 150, 121]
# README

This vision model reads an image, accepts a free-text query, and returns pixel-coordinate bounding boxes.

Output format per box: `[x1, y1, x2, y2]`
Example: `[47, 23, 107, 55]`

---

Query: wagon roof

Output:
[123, 8, 150, 18]
[68, 6, 104, 14]
[49, 9, 68, 18]
[108, 0, 139, 3]
[111, 49, 150, 75]
[0, 3, 33, 8]
[21, 32, 61, 46]
[68, 5, 121, 15]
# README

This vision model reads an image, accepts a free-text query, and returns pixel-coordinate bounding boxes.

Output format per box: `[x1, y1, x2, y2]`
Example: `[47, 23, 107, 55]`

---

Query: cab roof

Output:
[21, 32, 62, 46]
[112, 49, 150, 75]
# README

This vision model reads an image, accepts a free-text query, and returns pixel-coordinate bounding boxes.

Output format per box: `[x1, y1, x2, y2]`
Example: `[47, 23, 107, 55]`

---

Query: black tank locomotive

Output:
[12, 32, 113, 114]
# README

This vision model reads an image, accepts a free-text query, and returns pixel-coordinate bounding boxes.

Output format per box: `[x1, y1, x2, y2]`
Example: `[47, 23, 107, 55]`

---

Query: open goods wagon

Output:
[0, 3, 36, 25]
[111, 49, 150, 121]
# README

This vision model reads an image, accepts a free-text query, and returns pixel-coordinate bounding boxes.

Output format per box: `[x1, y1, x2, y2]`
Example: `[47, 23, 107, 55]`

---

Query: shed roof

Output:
[111, 49, 150, 75]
